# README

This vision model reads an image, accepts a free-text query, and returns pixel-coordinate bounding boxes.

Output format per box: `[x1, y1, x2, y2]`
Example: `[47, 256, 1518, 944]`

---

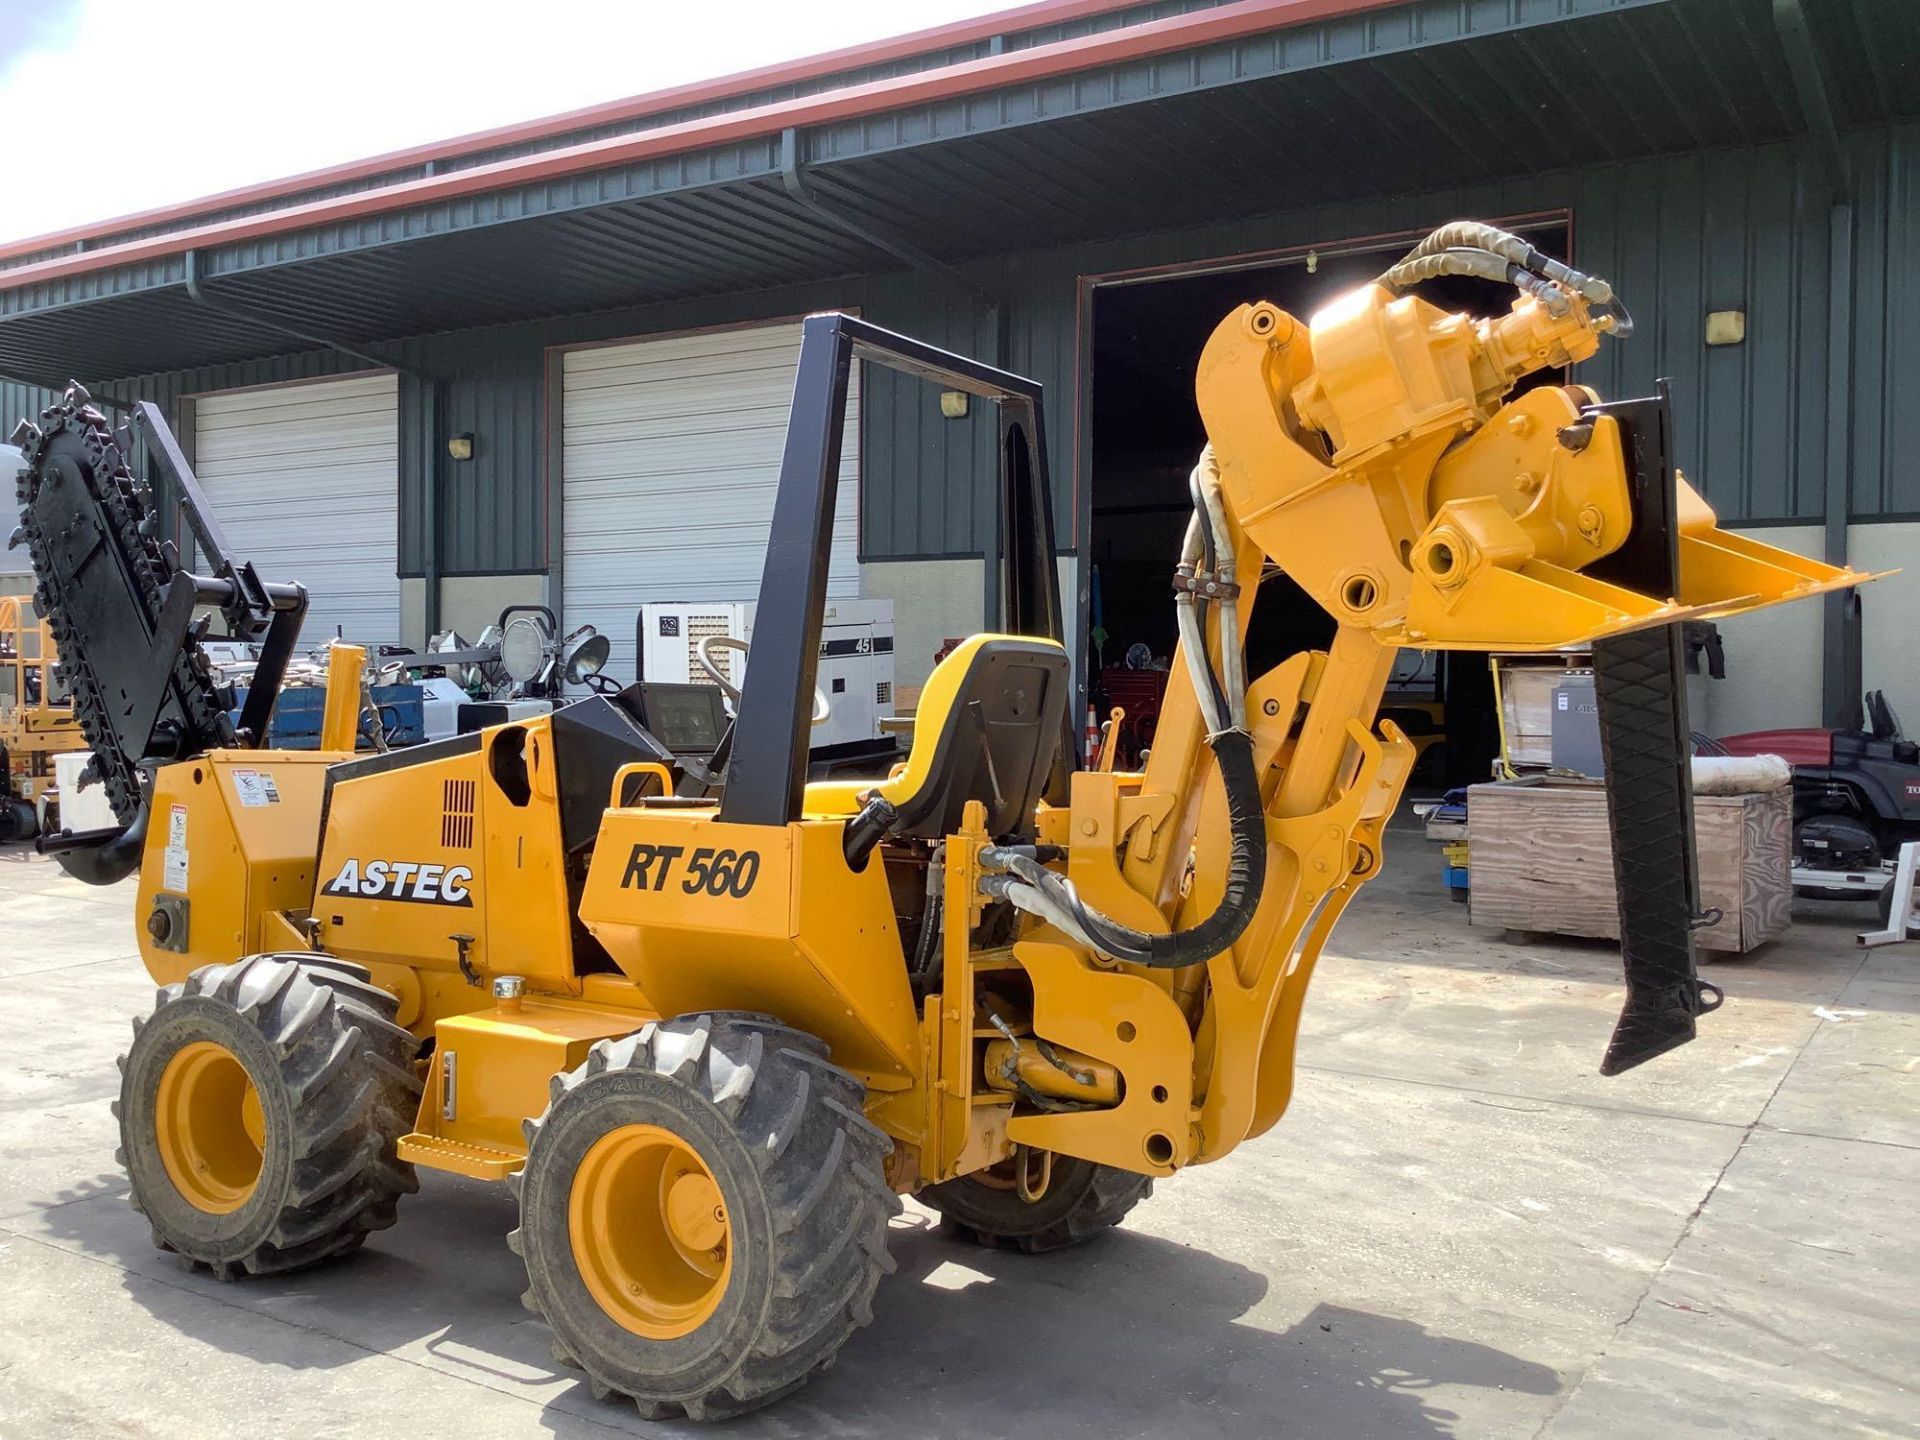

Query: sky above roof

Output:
[0, 0, 1004, 243]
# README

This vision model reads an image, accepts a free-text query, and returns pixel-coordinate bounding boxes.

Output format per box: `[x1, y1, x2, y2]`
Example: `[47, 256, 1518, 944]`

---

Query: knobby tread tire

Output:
[511, 1013, 899, 1422]
[115, 953, 421, 1279]
[920, 1154, 1153, 1254]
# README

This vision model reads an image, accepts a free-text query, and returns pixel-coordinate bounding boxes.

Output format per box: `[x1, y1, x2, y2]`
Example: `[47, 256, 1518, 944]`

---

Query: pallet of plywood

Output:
[1464, 778, 1791, 956]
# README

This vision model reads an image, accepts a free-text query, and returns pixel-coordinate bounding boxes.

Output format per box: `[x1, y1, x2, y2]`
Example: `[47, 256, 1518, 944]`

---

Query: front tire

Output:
[920, 1152, 1152, 1253]
[512, 1014, 898, 1422]
[115, 954, 421, 1278]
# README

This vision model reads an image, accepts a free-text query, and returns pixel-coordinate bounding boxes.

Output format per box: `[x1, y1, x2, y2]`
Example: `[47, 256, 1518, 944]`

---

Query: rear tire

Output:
[512, 1014, 898, 1422]
[920, 1153, 1152, 1253]
[116, 954, 421, 1278]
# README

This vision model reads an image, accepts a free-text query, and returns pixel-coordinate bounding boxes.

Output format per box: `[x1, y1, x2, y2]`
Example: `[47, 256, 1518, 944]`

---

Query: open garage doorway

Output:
[1080, 215, 1571, 788]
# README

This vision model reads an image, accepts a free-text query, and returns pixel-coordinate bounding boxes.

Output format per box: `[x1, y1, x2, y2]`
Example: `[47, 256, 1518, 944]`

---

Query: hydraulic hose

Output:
[1379, 248, 1586, 318]
[1389, 221, 1614, 304]
[1038, 728, 1265, 969]
[1377, 223, 1634, 338]
[1378, 246, 1528, 295]
[988, 447, 1265, 970]
[1177, 504, 1231, 733]
[1193, 449, 1247, 730]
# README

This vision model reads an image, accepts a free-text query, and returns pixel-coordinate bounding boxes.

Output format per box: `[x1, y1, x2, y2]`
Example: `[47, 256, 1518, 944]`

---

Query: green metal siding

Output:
[20, 123, 1915, 586]
[988, 129, 1895, 538]
[1, 379, 56, 445]
[1849, 123, 1920, 519]
[396, 276, 883, 577]
[858, 271, 1002, 558]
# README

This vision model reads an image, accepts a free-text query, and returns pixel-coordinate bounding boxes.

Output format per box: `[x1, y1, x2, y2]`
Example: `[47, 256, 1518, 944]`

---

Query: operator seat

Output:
[804, 634, 1070, 839]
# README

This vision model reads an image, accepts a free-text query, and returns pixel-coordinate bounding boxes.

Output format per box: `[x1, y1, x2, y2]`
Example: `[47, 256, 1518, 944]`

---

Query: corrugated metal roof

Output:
[0, 0, 1906, 386]
[0, 0, 1397, 284]
[0, 0, 1231, 266]
[1805, 0, 1920, 132]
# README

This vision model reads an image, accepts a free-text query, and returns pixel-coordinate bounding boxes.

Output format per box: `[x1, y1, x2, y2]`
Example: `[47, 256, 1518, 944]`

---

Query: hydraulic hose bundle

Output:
[1376, 220, 1634, 337]
[984, 449, 1267, 970]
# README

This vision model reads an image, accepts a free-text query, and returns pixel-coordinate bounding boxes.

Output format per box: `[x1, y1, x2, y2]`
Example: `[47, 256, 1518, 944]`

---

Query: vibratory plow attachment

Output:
[1221, 372, 1870, 1073]
[1399, 393, 1869, 1072]
[1194, 261, 1885, 1077]
[1555, 397, 1876, 1073]
[1431, 394, 1871, 1073]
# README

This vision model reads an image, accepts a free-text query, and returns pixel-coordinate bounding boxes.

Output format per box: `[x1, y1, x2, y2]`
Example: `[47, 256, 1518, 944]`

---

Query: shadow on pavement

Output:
[39, 1165, 1557, 1439]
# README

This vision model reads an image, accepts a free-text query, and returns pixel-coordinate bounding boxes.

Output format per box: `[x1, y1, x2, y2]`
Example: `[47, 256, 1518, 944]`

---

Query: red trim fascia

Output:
[0, 0, 1407, 294]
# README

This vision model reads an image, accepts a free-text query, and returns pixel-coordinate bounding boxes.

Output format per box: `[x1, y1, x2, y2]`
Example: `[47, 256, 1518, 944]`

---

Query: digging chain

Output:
[11, 386, 235, 824]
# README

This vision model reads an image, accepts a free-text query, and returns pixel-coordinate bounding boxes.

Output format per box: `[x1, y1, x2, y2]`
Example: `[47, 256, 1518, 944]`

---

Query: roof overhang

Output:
[1, 0, 1911, 384]
[0, 0, 1168, 266]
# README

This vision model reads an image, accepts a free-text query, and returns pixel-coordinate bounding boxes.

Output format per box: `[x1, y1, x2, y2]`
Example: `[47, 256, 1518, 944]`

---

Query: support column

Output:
[1820, 202, 1859, 729]
[1774, 0, 1860, 727]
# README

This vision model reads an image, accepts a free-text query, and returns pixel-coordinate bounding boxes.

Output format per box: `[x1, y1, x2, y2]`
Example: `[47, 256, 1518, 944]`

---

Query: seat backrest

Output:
[876, 634, 1070, 840]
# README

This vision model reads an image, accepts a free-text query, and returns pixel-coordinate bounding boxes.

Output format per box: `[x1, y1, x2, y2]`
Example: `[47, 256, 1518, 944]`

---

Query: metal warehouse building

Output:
[2, 0, 1915, 736]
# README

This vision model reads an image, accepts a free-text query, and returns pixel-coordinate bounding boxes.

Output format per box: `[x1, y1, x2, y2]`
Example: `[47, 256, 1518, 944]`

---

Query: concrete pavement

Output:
[0, 829, 1914, 1438]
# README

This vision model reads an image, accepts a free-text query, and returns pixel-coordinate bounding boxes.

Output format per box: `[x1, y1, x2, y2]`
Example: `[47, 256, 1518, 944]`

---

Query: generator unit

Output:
[638, 597, 895, 751]
[1550, 671, 1604, 777]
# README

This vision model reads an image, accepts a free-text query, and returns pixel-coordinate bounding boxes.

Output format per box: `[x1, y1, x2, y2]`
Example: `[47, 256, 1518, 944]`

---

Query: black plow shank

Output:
[1584, 389, 1722, 1076]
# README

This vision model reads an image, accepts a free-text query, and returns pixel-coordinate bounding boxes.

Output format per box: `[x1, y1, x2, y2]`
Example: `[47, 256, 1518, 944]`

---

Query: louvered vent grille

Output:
[687, 613, 736, 686]
[441, 778, 476, 849]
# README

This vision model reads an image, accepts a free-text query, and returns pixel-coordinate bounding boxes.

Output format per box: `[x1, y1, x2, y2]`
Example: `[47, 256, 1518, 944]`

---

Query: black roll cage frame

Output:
[719, 313, 1070, 828]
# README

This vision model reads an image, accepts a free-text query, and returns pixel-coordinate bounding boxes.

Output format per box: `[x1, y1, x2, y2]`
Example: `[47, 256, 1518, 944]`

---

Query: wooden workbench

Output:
[1465, 778, 1792, 955]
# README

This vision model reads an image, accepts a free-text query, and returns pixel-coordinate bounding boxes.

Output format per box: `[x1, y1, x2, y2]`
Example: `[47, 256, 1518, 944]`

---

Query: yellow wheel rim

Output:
[569, 1124, 732, 1340]
[154, 1041, 265, 1214]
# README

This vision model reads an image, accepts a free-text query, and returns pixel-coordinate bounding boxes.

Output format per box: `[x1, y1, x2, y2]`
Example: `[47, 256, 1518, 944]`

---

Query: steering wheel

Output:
[696, 634, 830, 725]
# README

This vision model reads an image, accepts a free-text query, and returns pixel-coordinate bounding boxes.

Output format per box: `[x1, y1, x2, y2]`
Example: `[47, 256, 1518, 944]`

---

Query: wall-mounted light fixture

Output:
[938, 390, 969, 420]
[448, 432, 476, 461]
[1705, 311, 1746, 347]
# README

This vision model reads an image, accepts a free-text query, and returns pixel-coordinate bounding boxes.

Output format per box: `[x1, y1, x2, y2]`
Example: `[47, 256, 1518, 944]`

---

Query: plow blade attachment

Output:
[1585, 393, 1720, 1075]
[1592, 625, 1721, 1075]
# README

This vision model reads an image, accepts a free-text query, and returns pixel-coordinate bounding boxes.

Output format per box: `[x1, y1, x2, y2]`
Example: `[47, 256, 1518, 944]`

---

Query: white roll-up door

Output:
[193, 374, 401, 645]
[562, 322, 860, 684]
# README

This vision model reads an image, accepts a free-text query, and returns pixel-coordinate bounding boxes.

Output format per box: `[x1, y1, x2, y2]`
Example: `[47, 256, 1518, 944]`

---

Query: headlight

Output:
[561, 627, 611, 686]
[499, 615, 548, 684]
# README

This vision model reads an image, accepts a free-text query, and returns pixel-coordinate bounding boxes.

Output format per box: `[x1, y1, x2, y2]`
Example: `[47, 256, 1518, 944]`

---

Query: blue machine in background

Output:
[229, 684, 428, 750]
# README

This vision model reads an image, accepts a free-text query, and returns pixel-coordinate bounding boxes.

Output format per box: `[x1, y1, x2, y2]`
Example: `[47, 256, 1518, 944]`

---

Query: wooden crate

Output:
[1465, 779, 1791, 955]
[1494, 660, 1583, 769]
